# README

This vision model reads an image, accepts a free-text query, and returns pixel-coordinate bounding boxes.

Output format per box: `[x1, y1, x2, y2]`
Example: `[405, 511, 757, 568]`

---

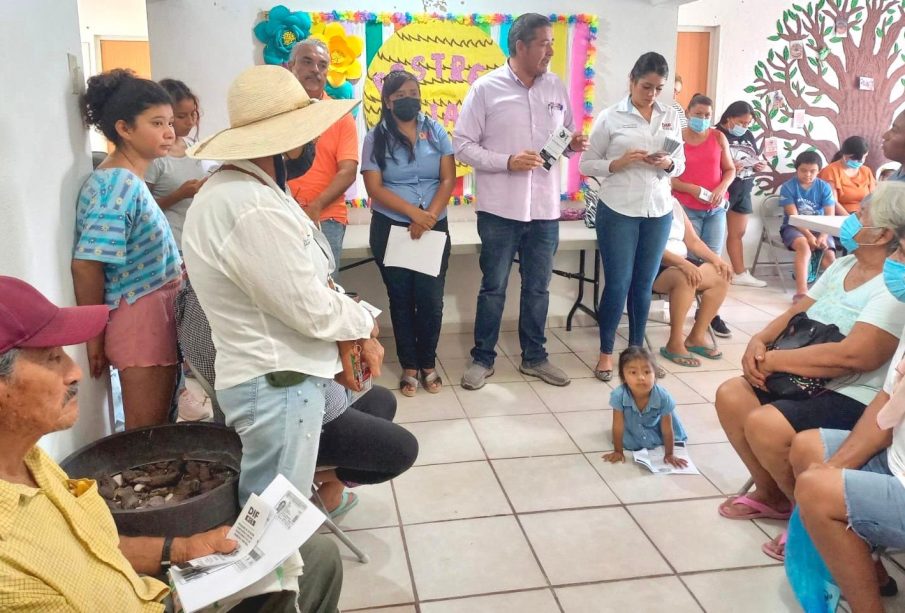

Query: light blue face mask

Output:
[839, 214, 862, 252]
[689, 117, 711, 133]
[729, 124, 747, 137]
[884, 257, 905, 302]
[846, 159, 864, 170]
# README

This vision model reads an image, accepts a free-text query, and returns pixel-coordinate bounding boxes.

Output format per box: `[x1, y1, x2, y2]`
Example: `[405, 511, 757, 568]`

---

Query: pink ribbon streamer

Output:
[568, 22, 590, 194]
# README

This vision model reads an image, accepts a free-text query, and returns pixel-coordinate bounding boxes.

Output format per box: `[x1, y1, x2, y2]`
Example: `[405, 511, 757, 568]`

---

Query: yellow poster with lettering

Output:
[364, 21, 507, 177]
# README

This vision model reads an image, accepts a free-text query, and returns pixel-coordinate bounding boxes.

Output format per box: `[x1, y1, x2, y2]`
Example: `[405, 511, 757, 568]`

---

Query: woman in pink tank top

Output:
[670, 94, 736, 341]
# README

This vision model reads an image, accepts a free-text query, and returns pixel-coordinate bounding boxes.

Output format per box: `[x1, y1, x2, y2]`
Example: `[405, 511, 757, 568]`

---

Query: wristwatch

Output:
[665, 161, 676, 174]
[160, 536, 174, 573]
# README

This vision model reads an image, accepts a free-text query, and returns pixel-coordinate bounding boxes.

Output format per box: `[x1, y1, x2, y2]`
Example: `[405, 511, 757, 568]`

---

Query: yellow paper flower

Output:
[311, 23, 364, 88]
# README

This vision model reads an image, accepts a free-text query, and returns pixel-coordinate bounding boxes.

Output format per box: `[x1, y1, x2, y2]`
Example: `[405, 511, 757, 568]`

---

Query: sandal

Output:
[421, 369, 443, 394]
[327, 490, 359, 520]
[659, 347, 701, 368]
[718, 494, 792, 520]
[685, 345, 723, 360]
[595, 369, 613, 382]
[400, 374, 419, 397]
[762, 530, 787, 562]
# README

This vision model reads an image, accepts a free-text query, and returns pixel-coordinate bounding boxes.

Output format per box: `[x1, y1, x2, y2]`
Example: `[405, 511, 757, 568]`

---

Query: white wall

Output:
[0, 0, 112, 460]
[146, 0, 683, 328]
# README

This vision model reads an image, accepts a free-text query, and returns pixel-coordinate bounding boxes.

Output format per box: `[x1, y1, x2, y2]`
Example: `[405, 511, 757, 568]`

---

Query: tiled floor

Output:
[326, 280, 905, 612]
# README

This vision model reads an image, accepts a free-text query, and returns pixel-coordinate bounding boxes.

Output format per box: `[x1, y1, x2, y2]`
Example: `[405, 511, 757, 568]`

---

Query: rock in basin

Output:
[61, 423, 242, 537]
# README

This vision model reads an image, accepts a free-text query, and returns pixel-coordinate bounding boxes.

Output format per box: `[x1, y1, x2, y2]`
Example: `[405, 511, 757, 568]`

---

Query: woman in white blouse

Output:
[579, 52, 685, 381]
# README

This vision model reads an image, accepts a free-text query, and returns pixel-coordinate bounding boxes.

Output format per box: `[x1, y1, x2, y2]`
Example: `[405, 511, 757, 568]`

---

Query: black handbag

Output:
[764, 312, 845, 400]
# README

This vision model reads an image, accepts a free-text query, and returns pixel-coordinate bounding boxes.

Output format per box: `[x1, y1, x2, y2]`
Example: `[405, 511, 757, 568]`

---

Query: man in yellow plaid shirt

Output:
[0, 276, 343, 612]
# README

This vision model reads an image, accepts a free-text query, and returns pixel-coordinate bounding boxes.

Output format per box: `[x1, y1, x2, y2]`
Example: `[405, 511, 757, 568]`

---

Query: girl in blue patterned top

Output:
[602, 347, 688, 467]
[362, 70, 456, 398]
[72, 69, 182, 429]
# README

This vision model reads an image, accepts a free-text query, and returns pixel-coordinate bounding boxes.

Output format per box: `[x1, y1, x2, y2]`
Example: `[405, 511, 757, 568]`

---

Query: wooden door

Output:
[98, 40, 152, 151]
[675, 31, 711, 108]
[99, 39, 151, 78]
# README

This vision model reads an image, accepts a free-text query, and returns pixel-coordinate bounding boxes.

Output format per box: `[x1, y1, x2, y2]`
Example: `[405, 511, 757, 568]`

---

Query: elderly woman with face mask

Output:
[790, 182, 905, 611]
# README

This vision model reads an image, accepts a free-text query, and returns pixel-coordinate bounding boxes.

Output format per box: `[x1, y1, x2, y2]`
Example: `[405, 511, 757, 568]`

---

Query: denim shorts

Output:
[217, 374, 329, 506]
[820, 428, 905, 549]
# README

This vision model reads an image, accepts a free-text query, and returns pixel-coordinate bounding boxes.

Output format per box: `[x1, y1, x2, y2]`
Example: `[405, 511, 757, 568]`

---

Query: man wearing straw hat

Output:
[182, 65, 383, 508]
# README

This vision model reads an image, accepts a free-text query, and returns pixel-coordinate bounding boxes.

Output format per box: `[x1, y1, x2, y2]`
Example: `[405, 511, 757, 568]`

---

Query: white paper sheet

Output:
[383, 225, 448, 277]
[631, 442, 700, 475]
[170, 474, 326, 613]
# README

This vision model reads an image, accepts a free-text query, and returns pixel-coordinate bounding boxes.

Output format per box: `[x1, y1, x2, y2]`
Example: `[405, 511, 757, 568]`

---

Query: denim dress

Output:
[610, 383, 687, 451]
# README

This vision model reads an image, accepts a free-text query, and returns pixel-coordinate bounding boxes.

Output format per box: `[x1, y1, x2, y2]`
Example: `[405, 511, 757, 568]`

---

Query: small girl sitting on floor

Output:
[602, 346, 689, 468]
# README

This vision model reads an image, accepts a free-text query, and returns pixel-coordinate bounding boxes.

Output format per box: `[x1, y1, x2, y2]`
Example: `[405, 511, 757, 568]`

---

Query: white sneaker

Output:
[731, 270, 768, 288]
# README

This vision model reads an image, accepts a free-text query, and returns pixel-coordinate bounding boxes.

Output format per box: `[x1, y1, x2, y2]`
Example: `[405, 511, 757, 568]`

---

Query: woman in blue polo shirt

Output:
[362, 70, 456, 397]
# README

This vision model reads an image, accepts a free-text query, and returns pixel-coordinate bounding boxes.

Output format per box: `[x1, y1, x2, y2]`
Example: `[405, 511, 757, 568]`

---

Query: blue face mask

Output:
[689, 117, 711, 133]
[839, 214, 862, 252]
[846, 159, 864, 170]
[884, 257, 905, 302]
[729, 124, 747, 137]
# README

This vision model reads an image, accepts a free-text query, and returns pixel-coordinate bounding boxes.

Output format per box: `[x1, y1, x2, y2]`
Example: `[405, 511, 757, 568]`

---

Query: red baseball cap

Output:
[0, 276, 109, 353]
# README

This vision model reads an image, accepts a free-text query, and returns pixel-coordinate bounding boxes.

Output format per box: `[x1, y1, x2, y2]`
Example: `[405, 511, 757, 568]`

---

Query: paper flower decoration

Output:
[254, 5, 312, 65]
[310, 23, 364, 87]
[325, 81, 359, 117]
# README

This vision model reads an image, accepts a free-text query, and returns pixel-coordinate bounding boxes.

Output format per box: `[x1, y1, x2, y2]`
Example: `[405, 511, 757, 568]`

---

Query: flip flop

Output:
[400, 374, 419, 397]
[718, 494, 793, 520]
[659, 347, 701, 368]
[761, 530, 787, 562]
[328, 490, 359, 520]
[685, 345, 723, 360]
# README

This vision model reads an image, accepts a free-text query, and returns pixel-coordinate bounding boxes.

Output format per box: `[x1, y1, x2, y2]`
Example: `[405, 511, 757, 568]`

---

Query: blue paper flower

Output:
[325, 81, 359, 117]
[254, 5, 312, 65]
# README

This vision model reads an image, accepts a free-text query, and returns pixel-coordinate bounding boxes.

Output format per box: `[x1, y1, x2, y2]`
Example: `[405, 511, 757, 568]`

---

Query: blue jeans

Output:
[472, 212, 559, 368]
[820, 428, 905, 549]
[596, 203, 673, 354]
[217, 374, 328, 506]
[369, 212, 450, 369]
[683, 206, 727, 259]
[321, 220, 346, 282]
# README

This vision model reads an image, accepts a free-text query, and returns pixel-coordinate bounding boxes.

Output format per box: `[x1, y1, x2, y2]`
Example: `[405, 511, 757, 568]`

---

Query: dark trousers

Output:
[471, 212, 559, 368]
[317, 386, 418, 485]
[596, 202, 673, 354]
[369, 211, 450, 370]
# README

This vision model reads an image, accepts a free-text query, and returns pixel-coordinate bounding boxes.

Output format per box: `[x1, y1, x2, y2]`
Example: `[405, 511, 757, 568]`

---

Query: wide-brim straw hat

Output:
[187, 65, 359, 160]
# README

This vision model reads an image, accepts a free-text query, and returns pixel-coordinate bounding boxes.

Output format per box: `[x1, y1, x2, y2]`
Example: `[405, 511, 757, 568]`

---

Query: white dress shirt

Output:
[579, 96, 685, 218]
[182, 160, 374, 390]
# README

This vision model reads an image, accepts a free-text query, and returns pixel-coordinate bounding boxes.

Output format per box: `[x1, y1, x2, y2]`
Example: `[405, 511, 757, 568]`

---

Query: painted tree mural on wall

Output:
[744, 0, 905, 194]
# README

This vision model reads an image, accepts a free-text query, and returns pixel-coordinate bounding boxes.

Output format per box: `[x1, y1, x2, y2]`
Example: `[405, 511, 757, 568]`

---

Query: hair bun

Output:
[81, 68, 136, 128]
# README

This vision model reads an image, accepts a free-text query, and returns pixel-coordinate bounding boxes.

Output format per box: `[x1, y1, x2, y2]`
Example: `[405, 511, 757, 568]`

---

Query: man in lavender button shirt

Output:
[454, 13, 588, 390]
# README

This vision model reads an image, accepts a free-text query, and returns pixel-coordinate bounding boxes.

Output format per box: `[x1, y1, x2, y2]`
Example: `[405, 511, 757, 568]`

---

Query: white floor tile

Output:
[454, 381, 548, 418]
[440, 355, 525, 384]
[691, 441, 753, 495]
[420, 589, 560, 613]
[392, 386, 466, 423]
[677, 403, 727, 445]
[673, 370, 740, 403]
[331, 481, 398, 531]
[404, 516, 547, 600]
[492, 454, 619, 512]
[329, 527, 414, 610]
[629, 499, 782, 572]
[556, 576, 703, 612]
[555, 410, 612, 453]
[470, 413, 580, 459]
[521, 507, 671, 583]
[530, 377, 611, 412]
[405, 419, 486, 465]
[682, 566, 800, 613]
[497, 329, 570, 356]
[587, 452, 721, 504]
[393, 461, 510, 524]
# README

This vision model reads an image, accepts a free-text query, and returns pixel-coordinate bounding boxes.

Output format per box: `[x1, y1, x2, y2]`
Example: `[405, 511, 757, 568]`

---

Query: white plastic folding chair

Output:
[750, 194, 791, 291]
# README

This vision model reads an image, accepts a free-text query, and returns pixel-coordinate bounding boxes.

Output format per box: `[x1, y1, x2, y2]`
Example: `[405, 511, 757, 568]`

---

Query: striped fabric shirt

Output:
[74, 168, 181, 307]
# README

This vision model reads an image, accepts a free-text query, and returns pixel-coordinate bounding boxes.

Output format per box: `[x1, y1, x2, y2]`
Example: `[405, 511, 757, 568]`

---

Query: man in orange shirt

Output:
[287, 39, 359, 279]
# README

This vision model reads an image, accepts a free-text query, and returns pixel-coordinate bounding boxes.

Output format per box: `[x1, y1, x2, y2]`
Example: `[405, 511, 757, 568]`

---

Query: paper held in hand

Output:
[539, 126, 573, 171]
[169, 474, 326, 613]
[383, 225, 449, 277]
[630, 442, 700, 475]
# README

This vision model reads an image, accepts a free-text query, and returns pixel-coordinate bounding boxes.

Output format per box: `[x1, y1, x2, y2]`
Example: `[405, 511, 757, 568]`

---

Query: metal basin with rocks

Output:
[61, 423, 242, 537]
